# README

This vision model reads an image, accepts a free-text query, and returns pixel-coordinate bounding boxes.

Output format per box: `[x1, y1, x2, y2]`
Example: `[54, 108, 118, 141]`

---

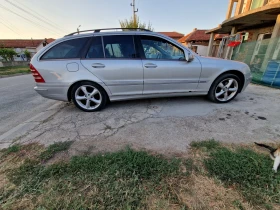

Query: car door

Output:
[80, 35, 143, 96]
[138, 35, 202, 94]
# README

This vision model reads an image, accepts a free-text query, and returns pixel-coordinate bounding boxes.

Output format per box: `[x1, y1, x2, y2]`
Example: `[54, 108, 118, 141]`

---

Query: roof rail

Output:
[64, 28, 151, 37]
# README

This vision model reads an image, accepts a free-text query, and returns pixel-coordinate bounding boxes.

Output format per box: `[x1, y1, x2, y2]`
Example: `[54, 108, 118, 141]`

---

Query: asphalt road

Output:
[0, 74, 56, 136]
[1, 75, 280, 155]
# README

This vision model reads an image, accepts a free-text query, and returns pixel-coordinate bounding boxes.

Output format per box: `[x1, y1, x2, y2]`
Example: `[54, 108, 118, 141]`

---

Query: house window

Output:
[250, 0, 265, 10]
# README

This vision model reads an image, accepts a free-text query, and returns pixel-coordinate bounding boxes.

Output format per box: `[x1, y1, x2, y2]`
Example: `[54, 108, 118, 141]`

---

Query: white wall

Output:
[193, 45, 208, 56]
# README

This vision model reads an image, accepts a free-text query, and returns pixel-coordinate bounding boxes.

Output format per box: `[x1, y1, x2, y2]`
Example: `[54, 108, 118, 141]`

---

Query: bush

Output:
[0, 48, 17, 61]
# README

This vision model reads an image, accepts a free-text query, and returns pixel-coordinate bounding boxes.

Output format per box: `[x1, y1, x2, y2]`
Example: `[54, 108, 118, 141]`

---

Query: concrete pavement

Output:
[1, 82, 278, 155]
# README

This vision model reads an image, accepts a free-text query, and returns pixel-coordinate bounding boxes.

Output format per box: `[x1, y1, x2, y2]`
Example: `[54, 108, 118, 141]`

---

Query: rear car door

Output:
[80, 35, 143, 96]
[137, 35, 202, 94]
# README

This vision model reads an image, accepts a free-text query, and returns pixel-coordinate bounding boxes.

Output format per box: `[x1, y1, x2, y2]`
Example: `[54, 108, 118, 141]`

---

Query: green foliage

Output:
[39, 141, 73, 161]
[6, 147, 181, 209]
[204, 146, 280, 206]
[190, 139, 221, 150]
[0, 48, 17, 61]
[23, 50, 31, 61]
[119, 16, 153, 31]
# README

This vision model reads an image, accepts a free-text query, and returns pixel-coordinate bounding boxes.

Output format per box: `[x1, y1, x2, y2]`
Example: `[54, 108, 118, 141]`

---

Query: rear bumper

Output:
[34, 83, 69, 102]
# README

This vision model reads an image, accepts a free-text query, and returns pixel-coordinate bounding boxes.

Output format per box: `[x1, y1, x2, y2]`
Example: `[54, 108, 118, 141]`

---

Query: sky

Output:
[0, 0, 229, 39]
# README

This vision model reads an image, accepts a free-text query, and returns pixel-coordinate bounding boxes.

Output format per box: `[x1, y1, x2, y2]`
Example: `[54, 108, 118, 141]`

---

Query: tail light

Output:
[30, 64, 45, 83]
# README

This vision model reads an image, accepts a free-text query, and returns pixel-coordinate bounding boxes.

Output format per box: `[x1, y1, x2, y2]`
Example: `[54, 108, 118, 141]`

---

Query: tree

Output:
[0, 48, 17, 61]
[119, 16, 153, 31]
[24, 50, 31, 61]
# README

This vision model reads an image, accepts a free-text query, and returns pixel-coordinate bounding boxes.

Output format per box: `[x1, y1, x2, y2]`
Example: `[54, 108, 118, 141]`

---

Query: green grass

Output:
[39, 141, 73, 161]
[2, 140, 279, 209]
[2, 146, 183, 209]
[190, 139, 221, 151]
[203, 143, 280, 208]
[0, 144, 21, 157]
[0, 65, 30, 76]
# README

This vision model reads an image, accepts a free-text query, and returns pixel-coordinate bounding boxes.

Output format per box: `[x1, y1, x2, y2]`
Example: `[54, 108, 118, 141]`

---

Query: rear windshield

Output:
[41, 37, 89, 60]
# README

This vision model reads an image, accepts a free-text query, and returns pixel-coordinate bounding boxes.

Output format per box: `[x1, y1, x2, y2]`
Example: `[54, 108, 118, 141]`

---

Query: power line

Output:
[0, 13, 20, 32]
[14, 0, 66, 31]
[0, 20, 21, 36]
[5, 0, 67, 34]
[0, 3, 61, 37]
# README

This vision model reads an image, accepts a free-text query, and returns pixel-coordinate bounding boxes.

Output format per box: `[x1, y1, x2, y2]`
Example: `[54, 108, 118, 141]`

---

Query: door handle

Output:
[92, 63, 105, 68]
[144, 63, 157, 68]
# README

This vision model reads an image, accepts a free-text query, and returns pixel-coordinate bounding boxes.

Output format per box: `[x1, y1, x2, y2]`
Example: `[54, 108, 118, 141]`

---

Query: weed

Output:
[5, 147, 182, 209]
[1, 144, 21, 156]
[0, 66, 30, 76]
[233, 200, 245, 210]
[190, 139, 220, 150]
[39, 141, 73, 161]
[205, 146, 280, 206]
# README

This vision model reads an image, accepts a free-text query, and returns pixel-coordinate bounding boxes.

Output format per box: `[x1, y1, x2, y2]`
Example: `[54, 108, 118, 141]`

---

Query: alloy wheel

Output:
[215, 78, 238, 102]
[75, 85, 102, 110]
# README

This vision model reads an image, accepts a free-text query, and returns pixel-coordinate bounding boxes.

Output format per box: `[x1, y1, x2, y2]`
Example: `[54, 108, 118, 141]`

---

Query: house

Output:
[157, 32, 184, 40]
[210, 34, 229, 57]
[0, 38, 55, 61]
[178, 28, 211, 56]
[206, 0, 280, 87]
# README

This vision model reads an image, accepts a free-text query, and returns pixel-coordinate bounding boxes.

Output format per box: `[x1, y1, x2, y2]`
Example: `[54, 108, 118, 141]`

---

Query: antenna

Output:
[77, 25, 81, 34]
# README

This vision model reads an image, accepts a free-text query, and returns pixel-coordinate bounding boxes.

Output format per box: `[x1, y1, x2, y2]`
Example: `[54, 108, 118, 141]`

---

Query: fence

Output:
[231, 36, 280, 88]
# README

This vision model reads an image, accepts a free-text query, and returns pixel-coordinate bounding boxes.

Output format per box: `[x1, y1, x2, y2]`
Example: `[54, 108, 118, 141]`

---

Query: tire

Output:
[208, 73, 240, 103]
[71, 81, 107, 112]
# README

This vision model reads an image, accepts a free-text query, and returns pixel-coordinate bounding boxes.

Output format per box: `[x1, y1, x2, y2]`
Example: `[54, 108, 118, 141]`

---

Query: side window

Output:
[103, 35, 136, 59]
[41, 37, 89, 60]
[140, 35, 185, 60]
[86, 36, 104, 58]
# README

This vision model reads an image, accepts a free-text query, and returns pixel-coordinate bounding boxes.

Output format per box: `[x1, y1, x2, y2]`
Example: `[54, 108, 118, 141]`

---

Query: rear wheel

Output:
[208, 74, 240, 103]
[71, 81, 107, 112]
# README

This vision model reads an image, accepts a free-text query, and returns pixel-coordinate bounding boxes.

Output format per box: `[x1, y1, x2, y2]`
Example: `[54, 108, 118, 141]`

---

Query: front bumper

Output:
[34, 83, 69, 102]
[241, 73, 252, 92]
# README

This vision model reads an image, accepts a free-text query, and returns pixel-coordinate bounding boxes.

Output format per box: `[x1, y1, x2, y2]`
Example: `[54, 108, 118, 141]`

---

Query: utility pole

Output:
[130, 0, 138, 27]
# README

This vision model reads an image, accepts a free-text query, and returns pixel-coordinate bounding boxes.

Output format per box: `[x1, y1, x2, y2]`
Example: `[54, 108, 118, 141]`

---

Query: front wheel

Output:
[71, 81, 107, 112]
[208, 74, 240, 103]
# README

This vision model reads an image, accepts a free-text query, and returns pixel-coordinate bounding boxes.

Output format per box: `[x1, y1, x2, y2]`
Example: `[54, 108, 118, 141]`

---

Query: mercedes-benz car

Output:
[30, 28, 252, 112]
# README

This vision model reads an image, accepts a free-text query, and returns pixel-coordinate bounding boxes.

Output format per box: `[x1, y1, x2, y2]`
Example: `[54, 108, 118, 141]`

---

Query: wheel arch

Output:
[211, 70, 245, 93]
[67, 80, 110, 102]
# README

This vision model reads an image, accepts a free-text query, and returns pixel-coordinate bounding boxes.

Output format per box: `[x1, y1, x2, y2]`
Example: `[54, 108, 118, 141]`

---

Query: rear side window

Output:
[41, 38, 89, 60]
[86, 36, 104, 58]
[103, 35, 136, 59]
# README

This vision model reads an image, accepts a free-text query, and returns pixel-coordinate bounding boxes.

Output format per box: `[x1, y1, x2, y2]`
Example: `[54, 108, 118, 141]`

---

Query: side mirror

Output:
[185, 51, 194, 62]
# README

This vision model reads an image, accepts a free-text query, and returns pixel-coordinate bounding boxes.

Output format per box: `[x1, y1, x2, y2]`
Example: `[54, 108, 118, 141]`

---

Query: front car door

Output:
[137, 35, 202, 94]
[80, 34, 143, 96]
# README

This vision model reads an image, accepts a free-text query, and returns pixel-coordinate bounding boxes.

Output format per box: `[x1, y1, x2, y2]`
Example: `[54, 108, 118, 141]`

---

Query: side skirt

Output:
[109, 91, 208, 102]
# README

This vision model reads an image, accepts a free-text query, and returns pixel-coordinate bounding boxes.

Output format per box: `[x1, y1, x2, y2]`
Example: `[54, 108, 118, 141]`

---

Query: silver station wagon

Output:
[30, 28, 252, 112]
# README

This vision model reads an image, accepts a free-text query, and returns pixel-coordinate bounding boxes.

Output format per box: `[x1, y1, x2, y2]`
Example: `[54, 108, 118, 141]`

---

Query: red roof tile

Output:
[178, 30, 210, 43]
[0, 38, 55, 48]
[157, 32, 184, 39]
